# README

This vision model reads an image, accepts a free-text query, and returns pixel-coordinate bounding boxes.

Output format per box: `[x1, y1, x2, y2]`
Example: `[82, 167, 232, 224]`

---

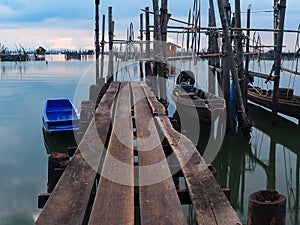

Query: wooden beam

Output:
[88, 82, 134, 225]
[155, 116, 242, 225]
[131, 81, 187, 225]
[248, 71, 276, 81]
[281, 66, 300, 75]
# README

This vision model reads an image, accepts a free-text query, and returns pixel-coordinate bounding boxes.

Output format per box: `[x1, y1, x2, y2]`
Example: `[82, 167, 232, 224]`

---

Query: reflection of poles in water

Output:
[267, 138, 276, 190]
[212, 131, 247, 211]
[228, 132, 247, 211]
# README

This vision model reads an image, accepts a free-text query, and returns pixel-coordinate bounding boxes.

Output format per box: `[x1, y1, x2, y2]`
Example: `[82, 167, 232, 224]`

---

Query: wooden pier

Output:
[36, 81, 242, 225]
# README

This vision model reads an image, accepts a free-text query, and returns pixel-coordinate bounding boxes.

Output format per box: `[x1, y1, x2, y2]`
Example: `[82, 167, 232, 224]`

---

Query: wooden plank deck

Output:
[36, 81, 242, 225]
[88, 82, 134, 225]
[155, 116, 242, 225]
[132, 82, 187, 225]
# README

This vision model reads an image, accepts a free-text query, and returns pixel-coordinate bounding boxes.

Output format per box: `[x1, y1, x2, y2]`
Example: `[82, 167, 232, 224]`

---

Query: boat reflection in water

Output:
[175, 103, 300, 225]
[42, 128, 77, 154]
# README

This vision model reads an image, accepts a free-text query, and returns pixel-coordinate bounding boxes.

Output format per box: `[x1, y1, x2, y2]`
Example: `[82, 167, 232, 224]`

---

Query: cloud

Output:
[0, 0, 298, 50]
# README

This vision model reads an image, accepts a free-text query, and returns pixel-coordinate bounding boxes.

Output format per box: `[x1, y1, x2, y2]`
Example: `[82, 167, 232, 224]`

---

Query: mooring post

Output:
[159, 0, 168, 104]
[217, 0, 248, 130]
[152, 0, 160, 97]
[79, 100, 95, 133]
[139, 13, 144, 80]
[221, 0, 231, 130]
[208, 0, 220, 94]
[247, 190, 286, 225]
[99, 14, 106, 84]
[244, 4, 252, 111]
[47, 152, 69, 193]
[208, 7, 216, 95]
[95, 0, 100, 82]
[145, 7, 153, 89]
[107, 6, 114, 84]
[234, 0, 246, 107]
[272, 0, 287, 124]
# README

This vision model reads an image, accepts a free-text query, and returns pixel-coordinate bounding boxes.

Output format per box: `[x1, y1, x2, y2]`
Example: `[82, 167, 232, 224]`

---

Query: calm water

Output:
[0, 55, 299, 224]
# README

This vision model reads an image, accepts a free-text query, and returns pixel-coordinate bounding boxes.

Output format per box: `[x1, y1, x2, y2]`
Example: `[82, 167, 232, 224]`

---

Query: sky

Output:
[0, 0, 299, 51]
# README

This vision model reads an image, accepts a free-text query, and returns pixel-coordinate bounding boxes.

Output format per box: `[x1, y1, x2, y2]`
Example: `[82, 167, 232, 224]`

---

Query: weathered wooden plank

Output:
[155, 116, 242, 225]
[88, 82, 134, 225]
[140, 82, 167, 116]
[36, 82, 120, 225]
[131, 81, 187, 225]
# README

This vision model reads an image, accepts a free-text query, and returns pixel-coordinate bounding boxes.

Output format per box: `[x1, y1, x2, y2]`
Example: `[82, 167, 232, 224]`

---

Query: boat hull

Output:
[42, 99, 79, 133]
[172, 91, 226, 125]
[248, 87, 300, 119]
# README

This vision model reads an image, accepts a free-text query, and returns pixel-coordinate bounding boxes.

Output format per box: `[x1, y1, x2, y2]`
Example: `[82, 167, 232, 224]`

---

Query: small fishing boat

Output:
[172, 70, 226, 124]
[42, 99, 79, 133]
[247, 86, 300, 119]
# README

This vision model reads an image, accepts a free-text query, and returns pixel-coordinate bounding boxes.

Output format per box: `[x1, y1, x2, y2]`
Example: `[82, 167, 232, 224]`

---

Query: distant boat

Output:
[248, 86, 300, 119]
[42, 99, 79, 133]
[172, 70, 226, 124]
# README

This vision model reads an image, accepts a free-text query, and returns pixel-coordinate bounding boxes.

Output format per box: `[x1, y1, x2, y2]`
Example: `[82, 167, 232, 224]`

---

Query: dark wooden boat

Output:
[42, 127, 77, 154]
[172, 71, 226, 124]
[42, 99, 79, 133]
[247, 86, 300, 119]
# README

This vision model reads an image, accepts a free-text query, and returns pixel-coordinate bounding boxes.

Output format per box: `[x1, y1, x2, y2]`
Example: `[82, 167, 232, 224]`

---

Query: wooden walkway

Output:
[36, 81, 242, 225]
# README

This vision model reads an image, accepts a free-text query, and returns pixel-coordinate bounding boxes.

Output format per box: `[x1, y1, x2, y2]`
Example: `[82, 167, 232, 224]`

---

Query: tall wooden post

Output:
[221, 0, 231, 129]
[100, 14, 105, 80]
[208, 0, 220, 94]
[272, 0, 287, 124]
[159, 0, 168, 102]
[139, 13, 144, 80]
[95, 0, 100, 82]
[244, 4, 251, 110]
[145, 7, 153, 88]
[107, 7, 114, 83]
[217, 0, 248, 130]
[152, 0, 160, 96]
[234, 0, 246, 107]
[208, 7, 216, 95]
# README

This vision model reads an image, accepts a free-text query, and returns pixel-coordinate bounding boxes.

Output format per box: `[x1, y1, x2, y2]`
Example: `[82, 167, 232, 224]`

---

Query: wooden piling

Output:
[220, 0, 231, 129]
[217, 0, 248, 130]
[152, 0, 160, 96]
[47, 152, 69, 193]
[208, 6, 216, 95]
[99, 14, 105, 81]
[159, 0, 168, 102]
[244, 4, 252, 108]
[247, 190, 286, 225]
[234, 0, 246, 107]
[271, 0, 287, 124]
[139, 13, 144, 80]
[95, 0, 100, 81]
[145, 7, 153, 90]
[107, 7, 114, 83]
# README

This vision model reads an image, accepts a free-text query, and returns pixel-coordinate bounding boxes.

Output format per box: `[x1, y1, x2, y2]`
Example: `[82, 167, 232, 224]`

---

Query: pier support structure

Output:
[271, 0, 287, 124]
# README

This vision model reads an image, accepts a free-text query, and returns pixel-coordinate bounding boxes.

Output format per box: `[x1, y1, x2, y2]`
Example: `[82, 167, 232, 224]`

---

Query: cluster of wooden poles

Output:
[93, 0, 292, 132]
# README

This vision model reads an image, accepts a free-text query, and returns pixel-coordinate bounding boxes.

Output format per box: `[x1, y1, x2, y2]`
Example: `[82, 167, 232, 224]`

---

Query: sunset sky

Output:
[0, 0, 299, 51]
